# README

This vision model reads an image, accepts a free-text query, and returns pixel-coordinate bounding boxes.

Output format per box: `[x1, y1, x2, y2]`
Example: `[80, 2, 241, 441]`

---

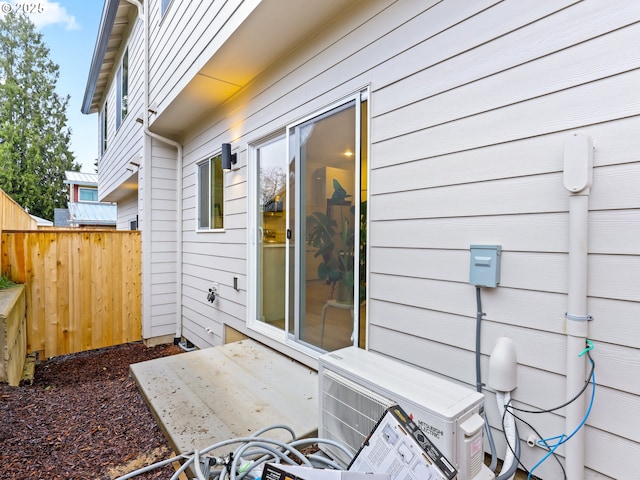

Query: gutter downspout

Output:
[562, 133, 593, 479]
[125, 0, 184, 342]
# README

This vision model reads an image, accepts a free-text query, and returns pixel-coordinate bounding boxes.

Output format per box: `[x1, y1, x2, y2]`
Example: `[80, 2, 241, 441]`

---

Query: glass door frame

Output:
[247, 89, 369, 356]
[287, 93, 363, 352]
[247, 133, 289, 343]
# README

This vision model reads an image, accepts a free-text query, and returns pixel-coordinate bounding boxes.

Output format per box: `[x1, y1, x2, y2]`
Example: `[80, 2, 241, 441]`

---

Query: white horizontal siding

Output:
[98, 19, 145, 200]
[373, 71, 640, 170]
[370, 210, 640, 256]
[373, 0, 639, 116]
[371, 248, 640, 303]
[115, 193, 138, 230]
[145, 136, 179, 340]
[371, 116, 640, 196]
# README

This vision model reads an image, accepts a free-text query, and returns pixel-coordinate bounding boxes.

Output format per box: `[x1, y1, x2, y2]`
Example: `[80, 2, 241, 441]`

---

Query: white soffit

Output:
[85, 1, 135, 113]
[150, 0, 355, 136]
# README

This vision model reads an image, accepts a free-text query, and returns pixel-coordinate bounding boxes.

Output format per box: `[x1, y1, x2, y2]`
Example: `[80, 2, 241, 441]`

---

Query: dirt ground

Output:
[0, 342, 184, 480]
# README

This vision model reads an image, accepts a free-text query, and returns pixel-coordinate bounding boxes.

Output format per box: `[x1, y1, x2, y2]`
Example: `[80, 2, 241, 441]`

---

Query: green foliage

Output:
[0, 274, 17, 290]
[307, 201, 366, 304]
[306, 210, 347, 284]
[0, 13, 80, 220]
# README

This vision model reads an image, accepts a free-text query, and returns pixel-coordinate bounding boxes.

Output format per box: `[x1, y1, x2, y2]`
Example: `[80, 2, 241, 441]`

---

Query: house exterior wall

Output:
[97, 17, 144, 203]
[145, 138, 178, 339]
[116, 192, 138, 230]
[140, 0, 640, 477]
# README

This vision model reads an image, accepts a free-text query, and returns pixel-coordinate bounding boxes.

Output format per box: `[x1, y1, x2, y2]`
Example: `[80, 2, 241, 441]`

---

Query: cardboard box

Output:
[348, 405, 457, 480]
[262, 463, 390, 480]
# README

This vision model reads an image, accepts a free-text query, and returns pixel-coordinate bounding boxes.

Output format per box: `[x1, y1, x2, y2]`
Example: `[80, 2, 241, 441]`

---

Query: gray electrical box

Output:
[469, 245, 501, 288]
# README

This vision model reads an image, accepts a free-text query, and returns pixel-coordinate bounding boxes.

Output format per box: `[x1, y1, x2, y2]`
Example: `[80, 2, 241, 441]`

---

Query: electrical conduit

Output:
[563, 133, 593, 479]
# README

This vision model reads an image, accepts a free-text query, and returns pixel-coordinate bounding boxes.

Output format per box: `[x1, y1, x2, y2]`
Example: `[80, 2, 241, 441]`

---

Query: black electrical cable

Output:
[503, 407, 565, 480]
[501, 349, 594, 479]
[475, 286, 569, 480]
[502, 343, 596, 480]
[507, 350, 595, 415]
[501, 397, 566, 480]
[501, 398, 531, 477]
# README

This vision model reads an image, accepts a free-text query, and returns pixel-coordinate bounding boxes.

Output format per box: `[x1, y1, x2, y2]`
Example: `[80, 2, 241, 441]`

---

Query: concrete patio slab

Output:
[130, 339, 318, 454]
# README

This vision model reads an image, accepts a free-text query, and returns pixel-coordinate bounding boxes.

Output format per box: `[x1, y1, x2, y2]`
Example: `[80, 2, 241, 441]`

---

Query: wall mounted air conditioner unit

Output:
[318, 347, 495, 480]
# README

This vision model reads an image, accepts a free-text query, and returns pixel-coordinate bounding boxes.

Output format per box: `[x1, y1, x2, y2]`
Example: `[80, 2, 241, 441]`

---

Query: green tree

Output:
[0, 12, 79, 220]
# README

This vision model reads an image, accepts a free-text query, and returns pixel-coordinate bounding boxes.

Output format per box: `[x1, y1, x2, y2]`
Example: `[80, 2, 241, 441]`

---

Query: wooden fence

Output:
[0, 190, 37, 232]
[1, 230, 142, 358]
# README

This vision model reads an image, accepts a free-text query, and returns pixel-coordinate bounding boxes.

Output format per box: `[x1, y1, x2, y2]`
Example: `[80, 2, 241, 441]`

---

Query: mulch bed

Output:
[0, 342, 185, 480]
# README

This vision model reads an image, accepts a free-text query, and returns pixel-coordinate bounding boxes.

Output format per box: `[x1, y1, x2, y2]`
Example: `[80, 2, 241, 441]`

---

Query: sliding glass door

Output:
[251, 91, 368, 353]
[254, 136, 287, 330]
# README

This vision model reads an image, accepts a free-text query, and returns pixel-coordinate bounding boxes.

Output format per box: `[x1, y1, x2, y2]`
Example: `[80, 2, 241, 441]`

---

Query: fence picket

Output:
[1, 229, 142, 358]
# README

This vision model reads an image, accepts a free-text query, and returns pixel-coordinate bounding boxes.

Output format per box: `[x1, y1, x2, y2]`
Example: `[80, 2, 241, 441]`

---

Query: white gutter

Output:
[562, 132, 593, 479]
[125, 0, 184, 342]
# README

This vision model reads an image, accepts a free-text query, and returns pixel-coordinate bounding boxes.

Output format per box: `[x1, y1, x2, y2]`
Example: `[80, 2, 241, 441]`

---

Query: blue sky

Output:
[3, 1, 104, 172]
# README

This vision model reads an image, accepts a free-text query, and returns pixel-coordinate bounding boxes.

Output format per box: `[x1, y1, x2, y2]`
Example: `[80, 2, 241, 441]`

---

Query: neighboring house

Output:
[54, 171, 117, 228]
[29, 214, 53, 227]
[82, 1, 640, 478]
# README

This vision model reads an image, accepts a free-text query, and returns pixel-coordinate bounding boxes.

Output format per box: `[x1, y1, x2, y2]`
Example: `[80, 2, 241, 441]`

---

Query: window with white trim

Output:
[79, 188, 98, 202]
[197, 153, 224, 230]
[101, 102, 107, 154]
[116, 48, 128, 129]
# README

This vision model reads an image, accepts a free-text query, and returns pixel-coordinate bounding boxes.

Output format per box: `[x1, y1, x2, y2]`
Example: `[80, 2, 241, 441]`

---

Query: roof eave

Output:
[81, 0, 120, 115]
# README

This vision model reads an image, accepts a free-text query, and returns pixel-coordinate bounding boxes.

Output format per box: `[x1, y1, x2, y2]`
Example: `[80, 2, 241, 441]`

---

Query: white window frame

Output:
[196, 153, 225, 232]
[101, 102, 108, 155]
[247, 133, 288, 343]
[116, 47, 128, 129]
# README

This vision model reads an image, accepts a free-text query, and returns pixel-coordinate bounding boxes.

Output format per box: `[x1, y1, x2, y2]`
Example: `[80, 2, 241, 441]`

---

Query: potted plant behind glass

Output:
[306, 180, 358, 305]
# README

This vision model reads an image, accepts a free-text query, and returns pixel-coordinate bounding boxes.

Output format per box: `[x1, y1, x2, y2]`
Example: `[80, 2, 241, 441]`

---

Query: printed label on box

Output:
[348, 405, 457, 480]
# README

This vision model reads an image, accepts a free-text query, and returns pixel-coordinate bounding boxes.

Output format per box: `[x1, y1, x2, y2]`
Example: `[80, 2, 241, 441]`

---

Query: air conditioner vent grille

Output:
[319, 369, 395, 466]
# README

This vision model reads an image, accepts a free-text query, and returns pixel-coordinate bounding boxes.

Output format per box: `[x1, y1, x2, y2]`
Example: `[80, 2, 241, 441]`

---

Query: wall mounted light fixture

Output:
[222, 143, 237, 171]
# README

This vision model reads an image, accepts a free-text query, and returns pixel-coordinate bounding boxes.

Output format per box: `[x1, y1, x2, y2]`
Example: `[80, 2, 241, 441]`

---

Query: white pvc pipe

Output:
[564, 193, 589, 479]
[563, 133, 593, 479]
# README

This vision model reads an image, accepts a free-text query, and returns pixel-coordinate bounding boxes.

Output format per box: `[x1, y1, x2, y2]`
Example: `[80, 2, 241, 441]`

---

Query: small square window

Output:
[197, 154, 224, 230]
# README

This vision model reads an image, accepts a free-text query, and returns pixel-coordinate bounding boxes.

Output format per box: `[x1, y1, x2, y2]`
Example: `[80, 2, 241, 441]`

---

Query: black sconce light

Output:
[221, 143, 237, 171]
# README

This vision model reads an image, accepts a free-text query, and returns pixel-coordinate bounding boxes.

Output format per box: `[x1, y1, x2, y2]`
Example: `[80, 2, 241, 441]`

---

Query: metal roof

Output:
[64, 171, 98, 186]
[30, 214, 54, 226]
[69, 203, 117, 226]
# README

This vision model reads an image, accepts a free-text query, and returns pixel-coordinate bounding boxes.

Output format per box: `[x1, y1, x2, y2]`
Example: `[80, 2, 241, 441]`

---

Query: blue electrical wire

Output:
[527, 343, 596, 480]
